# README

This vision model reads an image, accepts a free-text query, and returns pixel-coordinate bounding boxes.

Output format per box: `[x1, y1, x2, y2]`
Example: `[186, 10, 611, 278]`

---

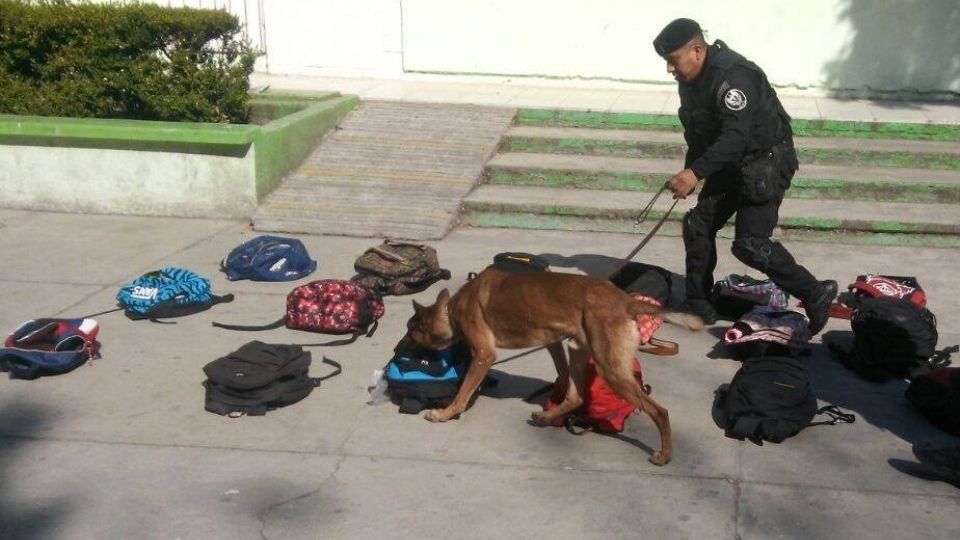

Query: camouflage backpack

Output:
[351, 241, 451, 296]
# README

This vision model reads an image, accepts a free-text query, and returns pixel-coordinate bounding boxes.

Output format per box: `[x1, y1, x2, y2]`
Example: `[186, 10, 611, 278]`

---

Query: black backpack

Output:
[905, 365, 960, 436]
[203, 341, 341, 417]
[842, 296, 942, 381]
[609, 261, 672, 305]
[717, 356, 854, 445]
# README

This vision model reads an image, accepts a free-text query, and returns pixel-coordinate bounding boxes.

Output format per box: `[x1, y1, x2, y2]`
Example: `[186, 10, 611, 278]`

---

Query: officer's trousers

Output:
[682, 176, 819, 303]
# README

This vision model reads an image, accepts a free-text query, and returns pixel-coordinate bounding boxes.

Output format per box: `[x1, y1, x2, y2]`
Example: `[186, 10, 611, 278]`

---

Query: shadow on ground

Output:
[0, 398, 71, 540]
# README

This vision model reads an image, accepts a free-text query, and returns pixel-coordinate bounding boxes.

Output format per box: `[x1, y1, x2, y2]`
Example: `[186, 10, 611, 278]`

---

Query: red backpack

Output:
[540, 294, 670, 434]
[831, 274, 926, 319]
[214, 280, 385, 344]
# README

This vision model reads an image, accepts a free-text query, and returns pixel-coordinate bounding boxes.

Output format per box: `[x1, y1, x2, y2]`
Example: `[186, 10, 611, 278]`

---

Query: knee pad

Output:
[731, 237, 774, 272]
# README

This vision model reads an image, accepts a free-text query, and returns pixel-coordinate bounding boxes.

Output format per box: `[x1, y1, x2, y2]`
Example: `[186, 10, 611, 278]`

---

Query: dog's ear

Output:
[436, 288, 450, 306]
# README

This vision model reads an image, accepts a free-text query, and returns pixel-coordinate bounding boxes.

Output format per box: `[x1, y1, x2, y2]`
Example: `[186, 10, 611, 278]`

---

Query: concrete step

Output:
[486, 152, 960, 204]
[503, 126, 960, 169]
[516, 108, 960, 141]
[254, 101, 516, 240]
[462, 184, 960, 240]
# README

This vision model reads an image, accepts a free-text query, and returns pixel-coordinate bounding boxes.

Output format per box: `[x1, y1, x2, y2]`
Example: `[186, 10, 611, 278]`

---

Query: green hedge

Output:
[0, 0, 256, 123]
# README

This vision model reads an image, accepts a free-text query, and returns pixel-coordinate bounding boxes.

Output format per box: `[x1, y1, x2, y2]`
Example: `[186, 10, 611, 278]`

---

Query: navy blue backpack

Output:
[116, 267, 233, 320]
[0, 318, 101, 379]
[221, 235, 317, 282]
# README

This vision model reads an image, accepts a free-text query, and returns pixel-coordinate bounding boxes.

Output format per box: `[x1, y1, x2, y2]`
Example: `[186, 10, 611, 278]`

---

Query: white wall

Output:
[89, 0, 960, 94]
[399, 0, 958, 94]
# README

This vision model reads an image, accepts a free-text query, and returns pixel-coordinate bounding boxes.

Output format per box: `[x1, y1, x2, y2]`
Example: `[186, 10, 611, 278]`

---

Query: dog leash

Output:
[607, 184, 680, 281]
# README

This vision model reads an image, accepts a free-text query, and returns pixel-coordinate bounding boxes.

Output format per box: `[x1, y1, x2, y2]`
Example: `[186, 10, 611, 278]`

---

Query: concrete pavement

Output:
[1, 209, 959, 539]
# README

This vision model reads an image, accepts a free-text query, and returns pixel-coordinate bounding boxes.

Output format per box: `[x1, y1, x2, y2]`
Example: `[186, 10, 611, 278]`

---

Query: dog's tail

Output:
[628, 298, 704, 331]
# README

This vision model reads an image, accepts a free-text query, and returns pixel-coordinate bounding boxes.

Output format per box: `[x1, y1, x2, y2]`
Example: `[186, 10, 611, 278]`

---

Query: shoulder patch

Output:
[723, 88, 747, 111]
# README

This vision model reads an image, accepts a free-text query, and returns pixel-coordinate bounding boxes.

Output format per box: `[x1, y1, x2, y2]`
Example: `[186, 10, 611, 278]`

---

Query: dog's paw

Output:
[424, 409, 453, 422]
[649, 451, 671, 466]
[529, 410, 551, 426]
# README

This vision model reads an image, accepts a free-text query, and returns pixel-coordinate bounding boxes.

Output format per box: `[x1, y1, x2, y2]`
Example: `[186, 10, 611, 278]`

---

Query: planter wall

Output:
[0, 91, 357, 218]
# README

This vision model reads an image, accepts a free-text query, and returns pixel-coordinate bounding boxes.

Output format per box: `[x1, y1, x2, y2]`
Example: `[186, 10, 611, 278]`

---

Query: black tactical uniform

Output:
[677, 40, 823, 311]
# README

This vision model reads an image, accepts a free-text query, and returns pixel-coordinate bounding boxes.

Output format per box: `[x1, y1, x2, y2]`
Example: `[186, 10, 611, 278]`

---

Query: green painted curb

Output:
[0, 89, 359, 202]
[517, 109, 960, 142]
[502, 136, 960, 170]
[462, 200, 960, 236]
[485, 168, 960, 204]
[254, 95, 358, 199]
[0, 91, 344, 149]
[461, 211, 960, 249]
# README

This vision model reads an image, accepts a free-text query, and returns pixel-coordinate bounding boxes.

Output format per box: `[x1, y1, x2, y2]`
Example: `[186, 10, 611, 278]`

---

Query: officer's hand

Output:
[668, 169, 698, 199]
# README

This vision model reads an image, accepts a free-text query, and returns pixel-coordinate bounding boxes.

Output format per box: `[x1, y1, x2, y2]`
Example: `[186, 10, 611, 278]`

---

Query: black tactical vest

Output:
[679, 41, 792, 165]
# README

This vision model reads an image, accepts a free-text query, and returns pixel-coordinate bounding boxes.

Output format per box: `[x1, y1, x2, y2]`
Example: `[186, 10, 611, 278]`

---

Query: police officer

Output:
[653, 18, 837, 334]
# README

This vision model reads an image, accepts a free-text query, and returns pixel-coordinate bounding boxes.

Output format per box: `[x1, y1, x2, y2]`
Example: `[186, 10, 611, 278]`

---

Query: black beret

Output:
[653, 18, 702, 56]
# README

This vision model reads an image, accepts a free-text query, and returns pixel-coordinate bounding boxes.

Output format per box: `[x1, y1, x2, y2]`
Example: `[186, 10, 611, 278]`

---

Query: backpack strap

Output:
[638, 337, 679, 356]
[563, 416, 595, 436]
[211, 317, 286, 331]
[929, 345, 958, 369]
[136, 294, 235, 323]
[807, 405, 856, 427]
[728, 416, 763, 442]
[312, 356, 343, 384]
[299, 320, 379, 347]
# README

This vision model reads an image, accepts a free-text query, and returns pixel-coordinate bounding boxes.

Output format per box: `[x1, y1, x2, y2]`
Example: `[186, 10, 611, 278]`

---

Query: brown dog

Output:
[402, 267, 702, 466]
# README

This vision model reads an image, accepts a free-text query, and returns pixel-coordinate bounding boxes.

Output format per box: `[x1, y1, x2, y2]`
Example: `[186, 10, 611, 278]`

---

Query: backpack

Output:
[384, 342, 471, 414]
[837, 296, 943, 381]
[0, 318, 101, 380]
[492, 252, 550, 273]
[213, 280, 385, 345]
[609, 261, 672, 305]
[905, 365, 960, 436]
[538, 295, 668, 434]
[541, 356, 648, 434]
[723, 307, 810, 358]
[717, 356, 854, 445]
[203, 341, 341, 417]
[352, 241, 451, 296]
[116, 267, 234, 320]
[220, 235, 317, 282]
[711, 274, 789, 320]
[832, 274, 926, 319]
[467, 251, 550, 282]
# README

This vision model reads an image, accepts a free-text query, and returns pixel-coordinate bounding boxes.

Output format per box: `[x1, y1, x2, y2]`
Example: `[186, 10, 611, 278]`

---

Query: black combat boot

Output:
[913, 442, 960, 487]
[679, 298, 718, 325]
[803, 280, 838, 335]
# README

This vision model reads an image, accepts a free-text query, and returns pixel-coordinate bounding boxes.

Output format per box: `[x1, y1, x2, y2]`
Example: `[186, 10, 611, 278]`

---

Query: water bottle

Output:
[366, 368, 390, 405]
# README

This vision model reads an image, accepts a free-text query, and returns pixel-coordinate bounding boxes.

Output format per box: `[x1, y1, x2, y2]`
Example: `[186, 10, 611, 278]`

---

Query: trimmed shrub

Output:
[0, 0, 256, 123]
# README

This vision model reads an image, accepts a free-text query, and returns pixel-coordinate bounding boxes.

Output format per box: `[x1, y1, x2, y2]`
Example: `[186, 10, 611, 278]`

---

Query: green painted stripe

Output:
[502, 136, 960, 169]
[485, 168, 960, 204]
[0, 91, 343, 147]
[0, 112, 258, 145]
[486, 168, 671, 191]
[517, 109, 960, 142]
[462, 200, 959, 235]
[461, 211, 960, 249]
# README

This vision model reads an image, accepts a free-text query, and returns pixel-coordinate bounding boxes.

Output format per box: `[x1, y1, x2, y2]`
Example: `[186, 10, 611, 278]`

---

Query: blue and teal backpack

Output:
[116, 267, 233, 320]
[385, 343, 470, 414]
